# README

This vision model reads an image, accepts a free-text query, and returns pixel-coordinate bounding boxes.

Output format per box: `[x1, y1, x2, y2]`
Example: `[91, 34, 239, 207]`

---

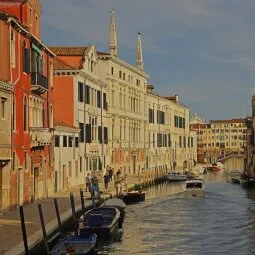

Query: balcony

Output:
[30, 127, 52, 147]
[31, 72, 48, 94]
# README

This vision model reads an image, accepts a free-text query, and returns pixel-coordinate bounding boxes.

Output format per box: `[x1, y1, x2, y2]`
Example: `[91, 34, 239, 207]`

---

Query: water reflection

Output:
[97, 172, 255, 255]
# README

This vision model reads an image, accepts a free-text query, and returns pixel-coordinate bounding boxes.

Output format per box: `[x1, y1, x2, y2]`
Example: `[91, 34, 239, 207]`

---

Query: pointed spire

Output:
[136, 32, 144, 71]
[109, 9, 118, 57]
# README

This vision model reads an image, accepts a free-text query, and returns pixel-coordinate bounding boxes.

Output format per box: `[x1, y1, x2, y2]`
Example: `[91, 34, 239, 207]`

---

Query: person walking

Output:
[85, 173, 91, 192]
[103, 172, 109, 189]
[91, 174, 99, 197]
[108, 167, 113, 182]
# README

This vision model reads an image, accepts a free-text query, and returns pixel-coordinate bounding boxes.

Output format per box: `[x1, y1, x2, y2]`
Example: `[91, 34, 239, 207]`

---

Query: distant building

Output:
[191, 118, 248, 164]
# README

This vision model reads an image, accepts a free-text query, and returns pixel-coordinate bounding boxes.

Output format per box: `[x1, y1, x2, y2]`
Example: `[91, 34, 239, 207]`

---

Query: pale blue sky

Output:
[41, 0, 255, 120]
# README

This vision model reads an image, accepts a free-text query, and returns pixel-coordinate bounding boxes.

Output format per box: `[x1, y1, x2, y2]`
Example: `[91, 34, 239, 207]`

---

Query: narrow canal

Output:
[96, 171, 255, 255]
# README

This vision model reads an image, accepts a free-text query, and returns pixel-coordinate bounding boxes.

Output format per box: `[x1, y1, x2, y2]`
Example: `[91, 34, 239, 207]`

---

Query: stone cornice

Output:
[0, 80, 13, 93]
[99, 55, 150, 79]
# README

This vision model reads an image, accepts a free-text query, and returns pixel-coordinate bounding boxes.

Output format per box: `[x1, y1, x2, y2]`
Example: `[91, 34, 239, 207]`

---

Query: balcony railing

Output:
[31, 72, 48, 94]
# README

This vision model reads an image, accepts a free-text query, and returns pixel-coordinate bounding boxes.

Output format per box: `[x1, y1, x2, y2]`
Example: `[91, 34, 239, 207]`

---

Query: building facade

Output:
[191, 118, 248, 164]
[98, 11, 149, 175]
[50, 45, 109, 188]
[0, 0, 55, 210]
[0, 80, 13, 211]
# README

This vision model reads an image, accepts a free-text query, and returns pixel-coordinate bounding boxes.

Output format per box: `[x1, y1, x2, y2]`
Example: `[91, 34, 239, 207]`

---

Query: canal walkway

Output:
[0, 174, 144, 255]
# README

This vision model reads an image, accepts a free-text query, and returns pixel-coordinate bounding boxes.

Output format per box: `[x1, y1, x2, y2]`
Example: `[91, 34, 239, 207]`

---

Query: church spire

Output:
[109, 9, 118, 57]
[136, 32, 144, 71]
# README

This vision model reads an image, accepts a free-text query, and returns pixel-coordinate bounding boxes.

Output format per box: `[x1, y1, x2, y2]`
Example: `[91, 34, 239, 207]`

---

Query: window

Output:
[55, 135, 60, 147]
[97, 90, 101, 108]
[79, 123, 84, 143]
[103, 93, 107, 110]
[24, 151, 27, 170]
[23, 96, 27, 131]
[123, 73, 126, 80]
[68, 136, 73, 147]
[86, 123, 92, 143]
[1, 97, 6, 119]
[75, 137, 79, 147]
[23, 41, 31, 74]
[78, 82, 84, 102]
[104, 127, 108, 144]
[63, 136, 67, 147]
[111, 66, 114, 75]
[11, 31, 15, 67]
[12, 152, 16, 171]
[119, 70, 122, 78]
[69, 162, 72, 177]
[85, 85, 90, 104]
[80, 157, 82, 172]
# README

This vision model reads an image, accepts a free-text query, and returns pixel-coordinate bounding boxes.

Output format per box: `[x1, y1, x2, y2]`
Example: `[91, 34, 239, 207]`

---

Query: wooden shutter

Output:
[97, 90, 101, 108]
[78, 82, 83, 102]
[24, 48, 31, 74]
[103, 93, 107, 110]
[104, 127, 108, 144]
[98, 126, 102, 143]
[86, 124, 92, 143]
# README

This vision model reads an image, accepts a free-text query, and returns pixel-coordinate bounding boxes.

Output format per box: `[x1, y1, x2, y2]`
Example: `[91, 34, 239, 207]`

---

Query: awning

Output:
[32, 43, 41, 54]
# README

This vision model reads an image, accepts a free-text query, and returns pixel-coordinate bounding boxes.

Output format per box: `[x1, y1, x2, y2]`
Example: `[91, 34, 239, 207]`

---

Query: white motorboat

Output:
[167, 172, 187, 182]
[184, 179, 205, 197]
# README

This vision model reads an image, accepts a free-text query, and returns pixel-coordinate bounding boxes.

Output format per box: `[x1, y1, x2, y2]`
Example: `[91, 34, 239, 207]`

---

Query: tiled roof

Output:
[49, 46, 87, 56]
[53, 57, 77, 70]
[54, 119, 79, 130]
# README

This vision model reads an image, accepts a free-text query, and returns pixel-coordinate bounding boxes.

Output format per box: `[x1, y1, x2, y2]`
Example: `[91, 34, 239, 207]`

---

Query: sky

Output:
[40, 0, 255, 121]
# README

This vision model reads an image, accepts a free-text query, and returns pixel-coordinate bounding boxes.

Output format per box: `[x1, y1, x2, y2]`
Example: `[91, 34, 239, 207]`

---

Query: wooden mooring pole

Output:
[53, 198, 63, 237]
[38, 204, 50, 255]
[80, 189, 85, 213]
[19, 206, 29, 255]
[70, 192, 78, 235]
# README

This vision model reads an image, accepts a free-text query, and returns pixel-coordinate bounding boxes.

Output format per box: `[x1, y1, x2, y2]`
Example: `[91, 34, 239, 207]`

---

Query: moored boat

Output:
[101, 198, 126, 228]
[119, 190, 145, 204]
[184, 179, 205, 197]
[79, 207, 120, 239]
[230, 170, 241, 184]
[51, 233, 97, 255]
[167, 172, 187, 182]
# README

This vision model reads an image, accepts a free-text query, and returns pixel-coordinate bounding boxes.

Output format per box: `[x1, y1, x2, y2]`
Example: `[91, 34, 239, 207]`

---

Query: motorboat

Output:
[208, 162, 224, 171]
[167, 172, 187, 182]
[184, 179, 205, 197]
[118, 190, 146, 204]
[50, 233, 97, 255]
[79, 207, 120, 239]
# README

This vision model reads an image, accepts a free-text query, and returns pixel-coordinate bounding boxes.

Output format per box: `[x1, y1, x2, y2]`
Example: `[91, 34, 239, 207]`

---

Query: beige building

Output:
[0, 79, 12, 211]
[191, 118, 248, 163]
[98, 10, 149, 175]
[147, 89, 197, 172]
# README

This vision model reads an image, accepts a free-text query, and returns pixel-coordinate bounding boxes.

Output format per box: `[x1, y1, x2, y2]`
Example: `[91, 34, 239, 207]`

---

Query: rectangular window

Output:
[98, 126, 102, 143]
[86, 124, 92, 143]
[55, 135, 60, 147]
[179, 136, 182, 148]
[63, 136, 67, 147]
[24, 151, 27, 170]
[78, 82, 84, 102]
[97, 90, 101, 108]
[104, 127, 108, 144]
[68, 136, 73, 147]
[1, 97, 6, 118]
[103, 93, 107, 110]
[183, 136, 186, 148]
[85, 85, 90, 104]
[69, 161, 72, 177]
[119, 70, 122, 78]
[75, 137, 78, 147]
[111, 66, 114, 75]
[191, 137, 194, 147]
[23, 48, 31, 74]
[80, 157, 82, 172]
[79, 123, 84, 143]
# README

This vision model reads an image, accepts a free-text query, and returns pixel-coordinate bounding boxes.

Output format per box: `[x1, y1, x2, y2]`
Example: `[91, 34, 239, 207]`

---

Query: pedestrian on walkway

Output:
[116, 169, 121, 177]
[173, 161, 177, 170]
[108, 167, 113, 182]
[91, 174, 99, 197]
[85, 173, 91, 192]
[103, 172, 109, 189]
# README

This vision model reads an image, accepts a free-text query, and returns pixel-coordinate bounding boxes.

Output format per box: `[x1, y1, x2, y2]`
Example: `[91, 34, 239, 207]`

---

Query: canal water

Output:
[96, 171, 255, 255]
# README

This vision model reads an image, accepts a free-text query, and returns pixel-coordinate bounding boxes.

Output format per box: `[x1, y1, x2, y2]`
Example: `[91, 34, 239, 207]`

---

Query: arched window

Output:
[24, 96, 28, 131]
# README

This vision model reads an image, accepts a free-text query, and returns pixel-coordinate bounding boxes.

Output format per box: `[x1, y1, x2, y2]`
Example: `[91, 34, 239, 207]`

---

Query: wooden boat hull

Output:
[80, 207, 120, 239]
[207, 166, 221, 171]
[119, 191, 145, 204]
[51, 233, 97, 255]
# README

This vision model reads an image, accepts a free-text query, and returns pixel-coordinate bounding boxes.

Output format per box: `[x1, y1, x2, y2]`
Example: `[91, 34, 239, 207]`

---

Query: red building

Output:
[0, 0, 55, 210]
